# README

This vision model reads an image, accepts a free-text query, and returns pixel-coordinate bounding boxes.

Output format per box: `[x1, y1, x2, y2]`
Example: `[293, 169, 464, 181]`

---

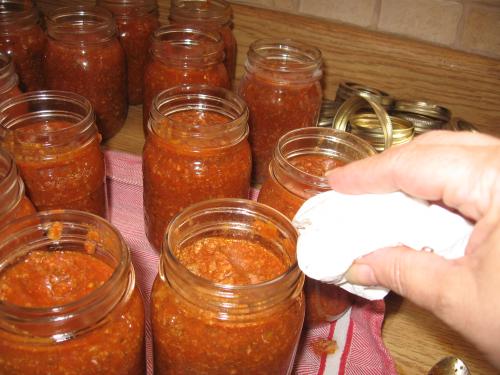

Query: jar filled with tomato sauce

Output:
[143, 84, 251, 250]
[0, 210, 145, 374]
[0, 90, 107, 217]
[98, 0, 159, 105]
[0, 51, 23, 103]
[0, 148, 36, 228]
[169, 0, 236, 80]
[43, 5, 127, 140]
[143, 25, 229, 132]
[258, 127, 376, 324]
[0, 0, 45, 91]
[238, 39, 323, 184]
[152, 198, 305, 375]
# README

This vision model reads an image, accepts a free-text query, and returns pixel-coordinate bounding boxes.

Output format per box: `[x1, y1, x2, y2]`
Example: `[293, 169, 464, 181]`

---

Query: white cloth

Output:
[293, 190, 473, 300]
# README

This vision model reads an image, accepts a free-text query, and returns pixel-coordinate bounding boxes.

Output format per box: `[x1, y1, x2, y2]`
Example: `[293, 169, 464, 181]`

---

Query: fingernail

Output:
[345, 264, 377, 286]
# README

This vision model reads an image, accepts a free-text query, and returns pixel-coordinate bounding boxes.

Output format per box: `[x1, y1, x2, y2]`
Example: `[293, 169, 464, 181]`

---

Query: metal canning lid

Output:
[393, 100, 451, 122]
[317, 98, 338, 127]
[448, 117, 479, 133]
[392, 111, 445, 135]
[349, 113, 414, 152]
[332, 93, 394, 151]
[336, 81, 394, 109]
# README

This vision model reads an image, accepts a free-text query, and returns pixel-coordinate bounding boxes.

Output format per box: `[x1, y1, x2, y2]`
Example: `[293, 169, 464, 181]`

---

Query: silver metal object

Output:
[427, 356, 471, 375]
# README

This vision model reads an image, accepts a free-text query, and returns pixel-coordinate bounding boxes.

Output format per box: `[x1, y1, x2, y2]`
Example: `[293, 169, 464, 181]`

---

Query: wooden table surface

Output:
[101, 1, 500, 373]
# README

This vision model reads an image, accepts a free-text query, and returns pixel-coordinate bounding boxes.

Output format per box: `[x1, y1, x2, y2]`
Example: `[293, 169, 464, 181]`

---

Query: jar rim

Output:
[0, 90, 97, 153]
[0, 210, 132, 339]
[151, 25, 224, 64]
[247, 38, 322, 75]
[46, 5, 116, 43]
[272, 127, 376, 190]
[170, 0, 232, 25]
[148, 84, 248, 148]
[98, 0, 158, 16]
[0, 51, 18, 93]
[0, 0, 39, 30]
[0, 147, 23, 217]
[160, 198, 301, 292]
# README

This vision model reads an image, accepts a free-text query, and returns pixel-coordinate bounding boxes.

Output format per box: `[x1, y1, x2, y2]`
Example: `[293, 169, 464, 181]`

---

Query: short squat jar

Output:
[152, 198, 305, 375]
[43, 5, 127, 140]
[238, 39, 323, 184]
[98, 0, 160, 105]
[0, 51, 23, 104]
[0, 90, 107, 217]
[0, 210, 145, 374]
[143, 25, 229, 131]
[143, 84, 251, 250]
[258, 127, 376, 324]
[169, 0, 236, 80]
[0, 148, 36, 228]
[0, 0, 46, 91]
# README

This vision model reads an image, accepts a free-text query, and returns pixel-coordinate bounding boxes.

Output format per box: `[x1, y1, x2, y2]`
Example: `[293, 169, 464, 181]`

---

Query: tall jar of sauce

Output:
[0, 148, 36, 228]
[0, 51, 23, 103]
[98, 0, 160, 105]
[0, 210, 145, 374]
[258, 127, 376, 324]
[0, 90, 107, 217]
[143, 25, 229, 132]
[238, 39, 323, 184]
[169, 0, 236, 80]
[152, 198, 305, 375]
[0, 0, 45, 92]
[43, 5, 127, 140]
[143, 84, 251, 250]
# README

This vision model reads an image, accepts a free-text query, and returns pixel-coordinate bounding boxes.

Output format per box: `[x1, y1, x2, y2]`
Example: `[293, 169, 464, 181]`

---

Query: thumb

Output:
[345, 246, 468, 316]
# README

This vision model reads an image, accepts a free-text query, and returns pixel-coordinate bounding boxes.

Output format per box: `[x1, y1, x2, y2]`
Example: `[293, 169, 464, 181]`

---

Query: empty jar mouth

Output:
[151, 24, 224, 65]
[46, 5, 117, 43]
[170, 0, 232, 25]
[246, 39, 322, 80]
[0, 90, 97, 159]
[149, 84, 248, 148]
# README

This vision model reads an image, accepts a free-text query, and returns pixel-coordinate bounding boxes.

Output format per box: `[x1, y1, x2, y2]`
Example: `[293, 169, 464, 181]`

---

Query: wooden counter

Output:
[104, 1, 500, 374]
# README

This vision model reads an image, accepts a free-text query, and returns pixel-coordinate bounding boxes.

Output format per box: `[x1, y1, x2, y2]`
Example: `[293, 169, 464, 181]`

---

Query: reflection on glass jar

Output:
[0, 147, 36, 228]
[152, 198, 305, 375]
[99, 0, 159, 105]
[43, 5, 127, 140]
[0, 51, 23, 103]
[0, 0, 46, 91]
[143, 84, 251, 250]
[0, 90, 107, 217]
[142, 25, 229, 133]
[258, 127, 376, 324]
[0, 210, 145, 375]
[169, 0, 236, 80]
[238, 39, 323, 185]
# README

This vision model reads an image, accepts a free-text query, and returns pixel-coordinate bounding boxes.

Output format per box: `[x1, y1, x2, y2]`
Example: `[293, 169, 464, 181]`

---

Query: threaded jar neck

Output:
[0, 52, 18, 94]
[97, 0, 158, 18]
[0, 148, 23, 218]
[169, 0, 232, 26]
[0, 0, 40, 33]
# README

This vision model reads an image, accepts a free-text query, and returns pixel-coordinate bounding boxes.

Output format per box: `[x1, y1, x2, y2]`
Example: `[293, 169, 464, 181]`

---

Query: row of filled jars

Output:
[0, 84, 376, 374]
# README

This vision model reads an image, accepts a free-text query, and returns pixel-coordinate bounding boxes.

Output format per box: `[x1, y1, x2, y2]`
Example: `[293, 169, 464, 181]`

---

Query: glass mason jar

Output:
[169, 0, 236, 80]
[43, 5, 127, 140]
[0, 90, 107, 217]
[0, 147, 36, 228]
[0, 51, 23, 104]
[0, 210, 145, 374]
[98, 0, 159, 105]
[258, 127, 376, 324]
[143, 84, 251, 250]
[238, 39, 323, 185]
[143, 25, 230, 132]
[0, 0, 45, 91]
[152, 198, 305, 375]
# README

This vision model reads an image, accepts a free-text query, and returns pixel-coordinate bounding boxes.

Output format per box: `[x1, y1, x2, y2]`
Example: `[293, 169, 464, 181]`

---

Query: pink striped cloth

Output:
[105, 150, 397, 375]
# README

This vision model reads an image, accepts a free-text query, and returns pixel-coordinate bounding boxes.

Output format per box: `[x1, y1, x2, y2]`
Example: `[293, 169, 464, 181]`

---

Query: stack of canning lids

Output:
[335, 82, 394, 110]
[349, 113, 414, 152]
[391, 100, 451, 135]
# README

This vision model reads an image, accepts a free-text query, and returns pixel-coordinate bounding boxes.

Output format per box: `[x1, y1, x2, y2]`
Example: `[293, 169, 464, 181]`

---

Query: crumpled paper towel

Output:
[293, 190, 473, 300]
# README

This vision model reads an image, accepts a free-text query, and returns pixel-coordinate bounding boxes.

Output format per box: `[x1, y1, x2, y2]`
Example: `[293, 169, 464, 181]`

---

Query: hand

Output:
[326, 130, 500, 368]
